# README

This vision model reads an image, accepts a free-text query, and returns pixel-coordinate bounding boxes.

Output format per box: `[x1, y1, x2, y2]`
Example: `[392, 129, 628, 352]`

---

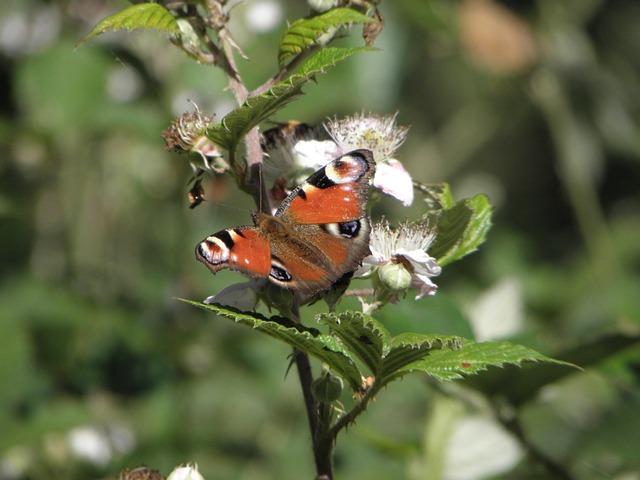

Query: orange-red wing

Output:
[226, 229, 272, 277]
[197, 228, 272, 278]
[276, 150, 375, 225]
[283, 183, 365, 224]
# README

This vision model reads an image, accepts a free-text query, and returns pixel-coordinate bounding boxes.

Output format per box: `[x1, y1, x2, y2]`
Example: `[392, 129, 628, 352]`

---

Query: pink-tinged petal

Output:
[373, 160, 414, 206]
[413, 274, 438, 299]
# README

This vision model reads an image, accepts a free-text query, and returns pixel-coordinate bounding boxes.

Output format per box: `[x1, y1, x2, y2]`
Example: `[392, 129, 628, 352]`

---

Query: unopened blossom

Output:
[359, 219, 441, 303]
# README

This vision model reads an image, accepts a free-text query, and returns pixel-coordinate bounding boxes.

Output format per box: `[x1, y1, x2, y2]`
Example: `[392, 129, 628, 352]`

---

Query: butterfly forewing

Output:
[277, 150, 375, 224]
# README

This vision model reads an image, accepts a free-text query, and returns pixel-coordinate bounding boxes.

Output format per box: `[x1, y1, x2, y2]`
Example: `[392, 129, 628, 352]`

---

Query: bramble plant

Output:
[80, 2, 570, 479]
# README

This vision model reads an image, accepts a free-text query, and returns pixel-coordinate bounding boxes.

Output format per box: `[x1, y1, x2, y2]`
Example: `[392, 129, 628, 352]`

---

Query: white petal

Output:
[396, 249, 442, 277]
[294, 140, 342, 169]
[167, 464, 205, 480]
[204, 281, 259, 311]
[373, 160, 414, 206]
[354, 255, 387, 277]
[413, 273, 438, 299]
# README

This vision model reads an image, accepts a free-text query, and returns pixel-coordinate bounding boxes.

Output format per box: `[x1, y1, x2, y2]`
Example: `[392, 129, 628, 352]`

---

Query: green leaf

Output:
[463, 333, 637, 406]
[318, 311, 389, 375]
[379, 333, 463, 383]
[318, 311, 464, 389]
[414, 182, 456, 211]
[278, 8, 377, 66]
[298, 46, 374, 77]
[206, 47, 372, 154]
[182, 300, 363, 391]
[76, 3, 179, 49]
[399, 340, 572, 382]
[428, 193, 493, 266]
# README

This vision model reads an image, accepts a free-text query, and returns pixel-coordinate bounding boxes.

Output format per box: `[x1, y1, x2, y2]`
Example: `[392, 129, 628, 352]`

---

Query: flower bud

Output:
[311, 371, 343, 403]
[378, 263, 412, 291]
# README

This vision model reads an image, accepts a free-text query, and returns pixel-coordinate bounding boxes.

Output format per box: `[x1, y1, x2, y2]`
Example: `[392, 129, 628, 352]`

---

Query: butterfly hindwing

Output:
[196, 227, 272, 278]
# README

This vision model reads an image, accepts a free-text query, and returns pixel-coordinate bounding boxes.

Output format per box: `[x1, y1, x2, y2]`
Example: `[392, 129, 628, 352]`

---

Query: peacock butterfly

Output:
[195, 149, 376, 301]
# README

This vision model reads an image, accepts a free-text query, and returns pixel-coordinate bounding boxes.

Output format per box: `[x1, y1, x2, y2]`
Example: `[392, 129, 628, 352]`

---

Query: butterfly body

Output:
[196, 149, 375, 301]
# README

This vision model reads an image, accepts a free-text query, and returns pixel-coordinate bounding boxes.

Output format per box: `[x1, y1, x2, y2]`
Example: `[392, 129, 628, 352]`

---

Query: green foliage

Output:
[76, 3, 179, 48]
[5, 0, 640, 479]
[205, 47, 372, 154]
[187, 302, 566, 398]
[406, 340, 571, 381]
[182, 300, 363, 391]
[424, 189, 493, 266]
[278, 8, 377, 66]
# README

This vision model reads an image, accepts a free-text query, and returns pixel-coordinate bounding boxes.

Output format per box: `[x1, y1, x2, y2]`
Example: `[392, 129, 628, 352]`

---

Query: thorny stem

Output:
[293, 349, 334, 479]
[329, 382, 379, 441]
[179, 3, 357, 477]
[290, 303, 335, 479]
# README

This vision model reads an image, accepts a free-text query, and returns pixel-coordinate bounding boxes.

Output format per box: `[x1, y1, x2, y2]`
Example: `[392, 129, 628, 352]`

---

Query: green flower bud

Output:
[378, 263, 412, 291]
[311, 372, 343, 403]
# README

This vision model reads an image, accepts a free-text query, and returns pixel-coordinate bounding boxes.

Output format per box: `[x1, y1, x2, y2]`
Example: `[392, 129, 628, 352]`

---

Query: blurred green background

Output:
[1, 0, 640, 479]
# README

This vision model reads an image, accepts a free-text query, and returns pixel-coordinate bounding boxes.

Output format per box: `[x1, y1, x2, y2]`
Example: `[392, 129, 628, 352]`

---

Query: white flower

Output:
[261, 122, 333, 184]
[325, 112, 414, 206]
[359, 220, 441, 300]
[167, 464, 205, 480]
[325, 112, 408, 162]
[261, 113, 415, 206]
[373, 159, 414, 207]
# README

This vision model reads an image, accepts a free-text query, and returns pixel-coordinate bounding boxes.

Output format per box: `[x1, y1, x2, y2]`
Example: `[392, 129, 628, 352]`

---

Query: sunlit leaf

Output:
[379, 333, 463, 383]
[182, 300, 363, 390]
[76, 3, 179, 49]
[414, 182, 456, 211]
[399, 340, 572, 382]
[206, 47, 373, 154]
[278, 8, 377, 66]
[428, 193, 492, 266]
[318, 311, 389, 375]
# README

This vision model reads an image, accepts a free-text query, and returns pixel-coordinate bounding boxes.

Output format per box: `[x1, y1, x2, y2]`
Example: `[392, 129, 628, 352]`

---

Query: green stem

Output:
[293, 349, 334, 479]
[329, 382, 379, 441]
[288, 302, 334, 479]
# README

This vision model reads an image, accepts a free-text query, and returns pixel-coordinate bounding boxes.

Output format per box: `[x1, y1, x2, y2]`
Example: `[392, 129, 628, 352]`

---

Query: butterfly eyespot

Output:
[324, 153, 367, 185]
[338, 220, 361, 238]
[322, 220, 363, 239]
[196, 238, 229, 265]
[270, 262, 292, 282]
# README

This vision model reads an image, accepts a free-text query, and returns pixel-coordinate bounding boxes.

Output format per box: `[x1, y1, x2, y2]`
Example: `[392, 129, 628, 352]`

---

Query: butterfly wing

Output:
[195, 149, 376, 301]
[269, 149, 376, 298]
[276, 149, 375, 224]
[196, 226, 272, 279]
